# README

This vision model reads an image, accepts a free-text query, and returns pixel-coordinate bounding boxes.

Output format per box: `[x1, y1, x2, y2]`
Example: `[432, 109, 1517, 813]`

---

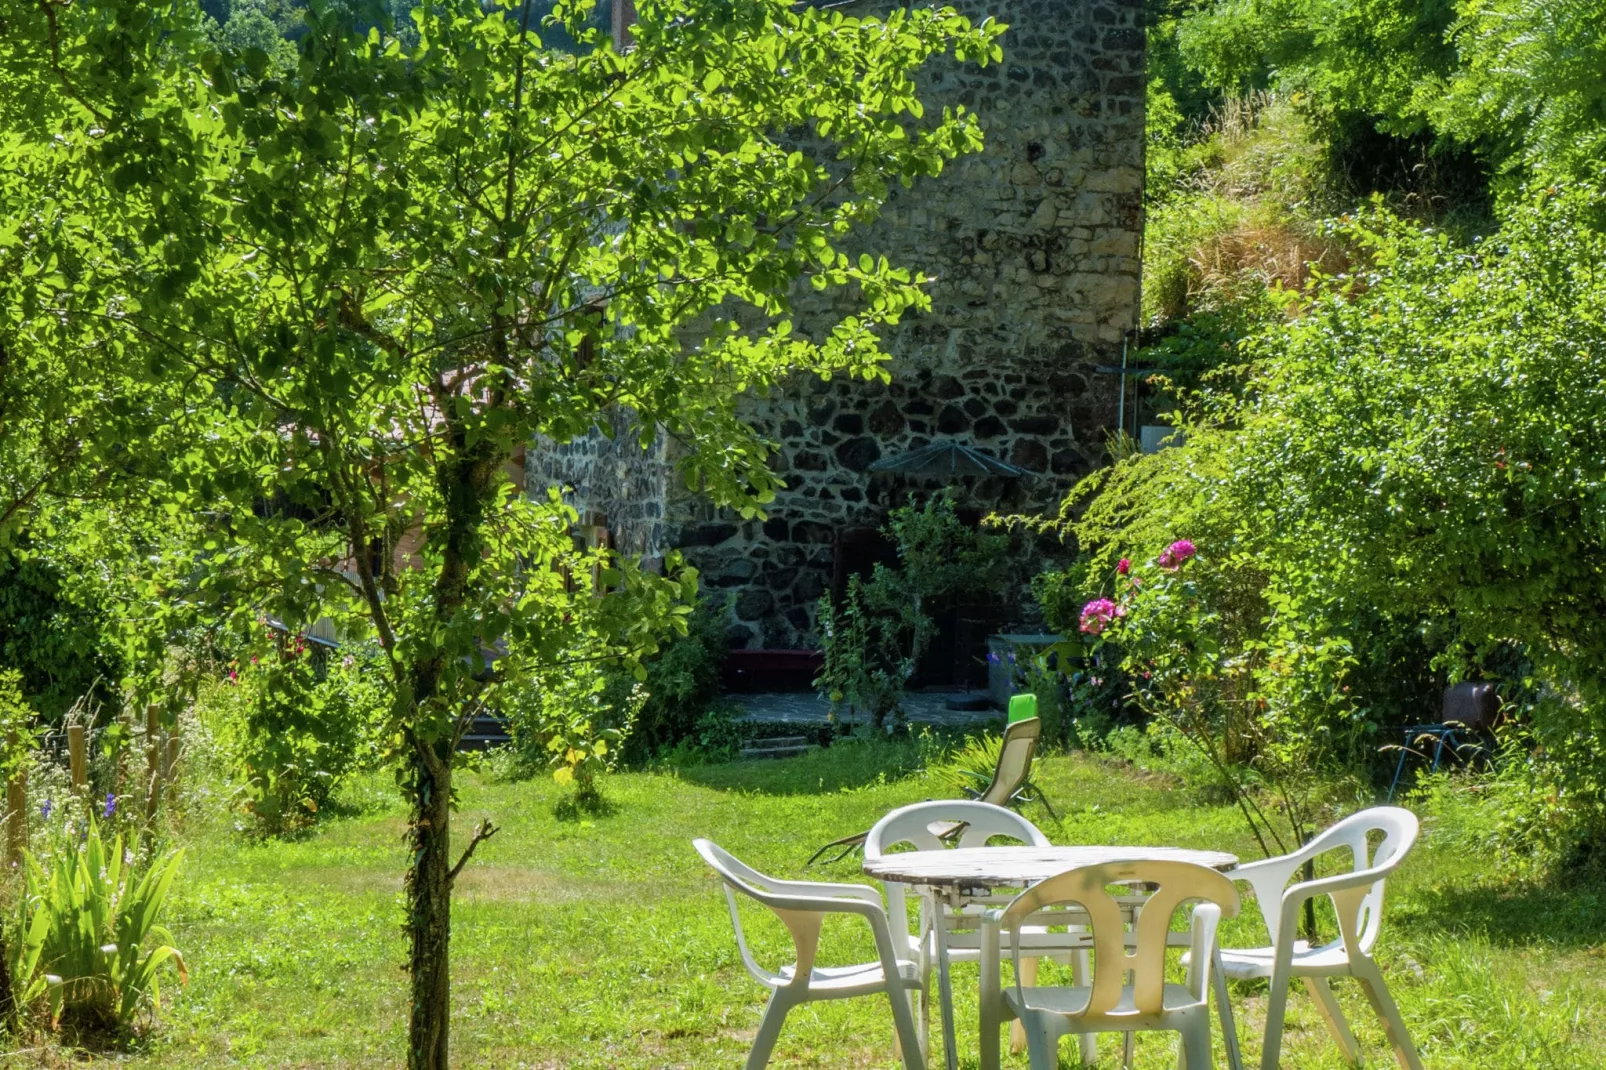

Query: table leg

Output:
[932, 894, 959, 1070]
[1212, 947, 1243, 1070]
[980, 912, 1001, 1070]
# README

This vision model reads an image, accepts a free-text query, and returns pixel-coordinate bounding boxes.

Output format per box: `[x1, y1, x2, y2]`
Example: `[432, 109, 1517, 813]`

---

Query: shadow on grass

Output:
[676, 737, 930, 796]
[1402, 876, 1606, 950]
[553, 791, 619, 822]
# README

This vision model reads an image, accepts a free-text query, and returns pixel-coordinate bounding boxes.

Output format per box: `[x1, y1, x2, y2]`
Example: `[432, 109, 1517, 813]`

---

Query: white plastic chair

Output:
[984, 860, 1240, 1070]
[1213, 806, 1423, 1070]
[865, 800, 1092, 1061]
[693, 838, 926, 1070]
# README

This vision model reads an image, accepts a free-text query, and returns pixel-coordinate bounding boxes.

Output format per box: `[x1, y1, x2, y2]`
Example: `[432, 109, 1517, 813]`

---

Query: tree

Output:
[1, 0, 1003, 1064]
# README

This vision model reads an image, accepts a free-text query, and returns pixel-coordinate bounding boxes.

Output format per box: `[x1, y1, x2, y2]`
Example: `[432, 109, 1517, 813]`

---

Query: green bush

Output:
[497, 651, 642, 806]
[203, 641, 387, 831]
[654, 699, 749, 768]
[13, 820, 185, 1035]
[816, 495, 1012, 731]
[621, 596, 730, 764]
[0, 546, 122, 719]
[1044, 184, 1606, 860]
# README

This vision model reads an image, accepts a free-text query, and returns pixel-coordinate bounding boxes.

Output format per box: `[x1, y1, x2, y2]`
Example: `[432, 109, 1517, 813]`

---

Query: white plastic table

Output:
[864, 844, 1241, 1070]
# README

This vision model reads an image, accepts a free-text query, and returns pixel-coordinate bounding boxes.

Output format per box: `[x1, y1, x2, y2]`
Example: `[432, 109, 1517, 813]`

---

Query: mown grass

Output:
[17, 740, 1604, 1068]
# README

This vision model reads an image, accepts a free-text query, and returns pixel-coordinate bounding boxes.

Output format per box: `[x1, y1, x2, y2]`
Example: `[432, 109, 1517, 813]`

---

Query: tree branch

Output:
[36, 0, 109, 124]
[446, 818, 499, 884]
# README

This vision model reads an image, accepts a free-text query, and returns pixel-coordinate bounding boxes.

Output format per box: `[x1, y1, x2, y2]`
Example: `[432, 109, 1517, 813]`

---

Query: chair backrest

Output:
[978, 716, 1040, 808]
[866, 800, 1050, 938]
[1239, 806, 1419, 955]
[1000, 860, 1239, 1018]
[866, 799, 1051, 857]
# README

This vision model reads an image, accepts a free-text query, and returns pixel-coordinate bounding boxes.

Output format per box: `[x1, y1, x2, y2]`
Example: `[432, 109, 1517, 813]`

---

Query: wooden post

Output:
[165, 733, 182, 809]
[6, 731, 25, 866]
[112, 703, 133, 804]
[68, 724, 88, 792]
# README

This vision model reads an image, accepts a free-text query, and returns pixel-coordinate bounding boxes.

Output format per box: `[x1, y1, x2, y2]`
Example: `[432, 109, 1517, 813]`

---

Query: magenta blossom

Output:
[1116, 558, 1131, 576]
[1157, 539, 1196, 571]
[1079, 597, 1126, 636]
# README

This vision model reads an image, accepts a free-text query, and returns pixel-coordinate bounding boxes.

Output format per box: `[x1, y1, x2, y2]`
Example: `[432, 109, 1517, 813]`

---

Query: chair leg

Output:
[746, 990, 794, 1070]
[1303, 976, 1360, 1063]
[893, 986, 926, 1062]
[1259, 966, 1292, 1070]
[1354, 964, 1424, 1070]
[919, 981, 932, 1061]
[1212, 958, 1243, 1070]
[1021, 1013, 1059, 1070]
[889, 981, 929, 1070]
[1073, 948, 1097, 1065]
[1010, 957, 1039, 1053]
[1180, 1012, 1215, 1070]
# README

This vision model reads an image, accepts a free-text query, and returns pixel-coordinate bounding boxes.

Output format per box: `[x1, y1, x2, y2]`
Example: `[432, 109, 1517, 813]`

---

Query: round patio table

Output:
[863, 844, 1241, 1070]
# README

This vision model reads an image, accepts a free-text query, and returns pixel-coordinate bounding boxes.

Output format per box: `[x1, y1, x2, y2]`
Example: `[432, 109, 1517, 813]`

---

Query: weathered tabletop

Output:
[861, 844, 1239, 889]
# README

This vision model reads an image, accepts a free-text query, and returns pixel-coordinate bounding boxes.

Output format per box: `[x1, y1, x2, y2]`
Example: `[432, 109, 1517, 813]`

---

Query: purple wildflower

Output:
[40, 799, 52, 821]
[102, 792, 116, 820]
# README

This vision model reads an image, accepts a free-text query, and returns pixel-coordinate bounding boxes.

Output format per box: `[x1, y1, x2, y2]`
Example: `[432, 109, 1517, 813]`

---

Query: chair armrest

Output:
[1279, 866, 1385, 908]
[754, 877, 884, 906]
[1227, 856, 1300, 882]
[759, 888, 896, 926]
[1274, 866, 1388, 957]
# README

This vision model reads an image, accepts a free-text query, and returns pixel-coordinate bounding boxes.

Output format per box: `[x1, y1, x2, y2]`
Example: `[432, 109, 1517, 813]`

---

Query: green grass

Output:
[20, 740, 1606, 1068]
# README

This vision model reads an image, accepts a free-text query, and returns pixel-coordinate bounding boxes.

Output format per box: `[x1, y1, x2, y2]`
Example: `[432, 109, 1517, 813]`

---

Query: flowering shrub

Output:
[203, 637, 389, 831]
[1036, 188, 1606, 866]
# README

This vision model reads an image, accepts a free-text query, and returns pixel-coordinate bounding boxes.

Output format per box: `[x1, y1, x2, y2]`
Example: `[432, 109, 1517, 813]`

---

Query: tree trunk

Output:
[402, 389, 501, 1068]
[406, 742, 454, 1070]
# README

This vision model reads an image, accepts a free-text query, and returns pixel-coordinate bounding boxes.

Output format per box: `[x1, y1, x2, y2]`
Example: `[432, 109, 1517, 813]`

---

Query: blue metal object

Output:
[1387, 724, 1472, 801]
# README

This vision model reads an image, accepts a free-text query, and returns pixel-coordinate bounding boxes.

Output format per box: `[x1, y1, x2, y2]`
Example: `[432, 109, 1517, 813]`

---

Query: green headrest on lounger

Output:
[1008, 692, 1037, 723]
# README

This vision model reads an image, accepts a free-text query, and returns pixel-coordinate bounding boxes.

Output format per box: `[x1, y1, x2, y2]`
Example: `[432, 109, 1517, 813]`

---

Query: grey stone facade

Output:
[671, 0, 1145, 649]
[530, 0, 1145, 649]
[527, 415, 669, 559]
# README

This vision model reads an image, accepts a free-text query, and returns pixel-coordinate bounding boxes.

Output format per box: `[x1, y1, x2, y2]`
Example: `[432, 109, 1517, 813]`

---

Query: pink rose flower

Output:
[1116, 558, 1131, 576]
[1157, 539, 1196, 571]
[1079, 597, 1126, 635]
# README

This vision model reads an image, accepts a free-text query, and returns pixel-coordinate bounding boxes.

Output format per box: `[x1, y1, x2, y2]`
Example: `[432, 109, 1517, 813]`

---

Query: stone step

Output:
[458, 714, 510, 752]
[751, 735, 809, 748]
[739, 742, 815, 761]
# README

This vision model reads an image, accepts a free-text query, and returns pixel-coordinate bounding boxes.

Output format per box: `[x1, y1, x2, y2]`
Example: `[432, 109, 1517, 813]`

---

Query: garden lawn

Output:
[29, 744, 1606, 1069]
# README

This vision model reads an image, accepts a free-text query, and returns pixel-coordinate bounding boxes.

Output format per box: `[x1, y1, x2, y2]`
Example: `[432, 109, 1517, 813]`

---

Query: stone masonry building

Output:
[531, 0, 1145, 659]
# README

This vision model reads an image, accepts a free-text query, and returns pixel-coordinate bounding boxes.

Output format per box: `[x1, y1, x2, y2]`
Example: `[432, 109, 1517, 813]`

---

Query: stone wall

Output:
[527, 413, 669, 561]
[668, 0, 1146, 649]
